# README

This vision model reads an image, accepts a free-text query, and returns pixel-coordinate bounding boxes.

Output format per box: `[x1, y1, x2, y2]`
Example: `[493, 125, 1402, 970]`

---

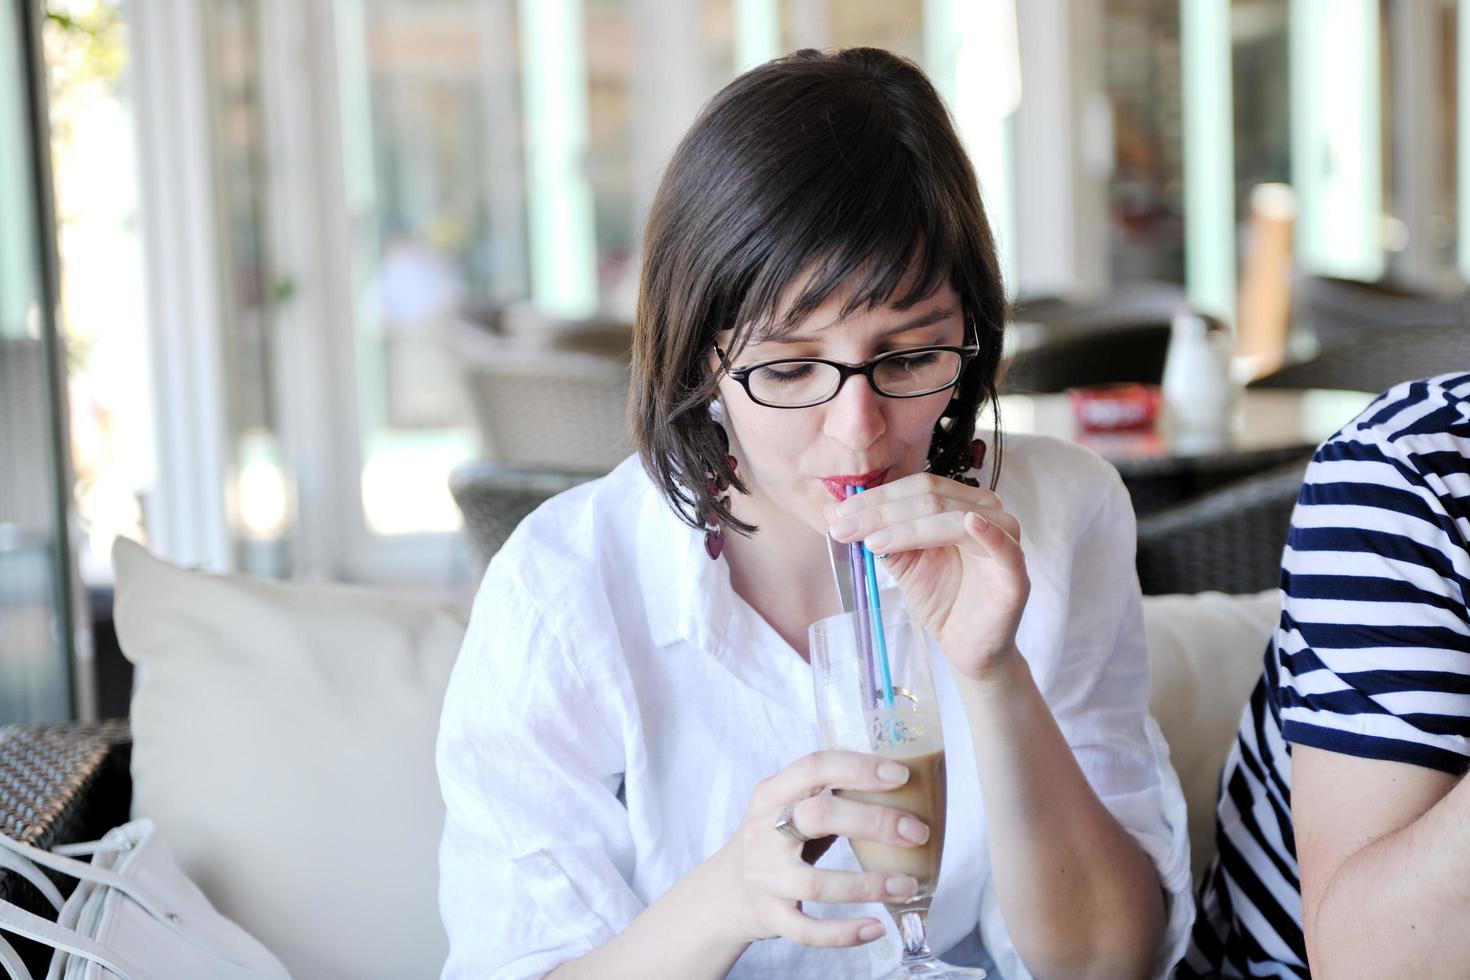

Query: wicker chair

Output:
[1011, 279, 1187, 332]
[0, 720, 132, 973]
[1135, 458, 1310, 595]
[449, 463, 596, 570]
[1296, 275, 1467, 347]
[1249, 322, 1469, 394]
[1119, 444, 1315, 519]
[1002, 321, 1172, 394]
[451, 320, 634, 473]
[1003, 281, 1186, 395]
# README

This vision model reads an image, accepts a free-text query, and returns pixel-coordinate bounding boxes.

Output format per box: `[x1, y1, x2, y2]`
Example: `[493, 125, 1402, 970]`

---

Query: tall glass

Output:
[809, 602, 985, 979]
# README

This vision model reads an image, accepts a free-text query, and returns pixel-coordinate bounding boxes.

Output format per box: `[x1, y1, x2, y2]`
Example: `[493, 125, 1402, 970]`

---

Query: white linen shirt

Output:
[437, 433, 1193, 979]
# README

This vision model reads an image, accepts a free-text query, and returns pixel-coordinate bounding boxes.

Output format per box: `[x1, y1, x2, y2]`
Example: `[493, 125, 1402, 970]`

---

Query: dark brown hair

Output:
[631, 47, 1007, 535]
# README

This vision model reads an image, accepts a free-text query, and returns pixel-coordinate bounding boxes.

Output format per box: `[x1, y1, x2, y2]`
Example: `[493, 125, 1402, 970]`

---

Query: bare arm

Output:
[1294, 745, 1464, 977]
[956, 653, 1166, 980]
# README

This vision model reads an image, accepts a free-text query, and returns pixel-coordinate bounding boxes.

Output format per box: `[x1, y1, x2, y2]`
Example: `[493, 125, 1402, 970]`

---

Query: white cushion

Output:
[1143, 589, 1280, 886]
[109, 533, 1277, 966]
[111, 538, 465, 980]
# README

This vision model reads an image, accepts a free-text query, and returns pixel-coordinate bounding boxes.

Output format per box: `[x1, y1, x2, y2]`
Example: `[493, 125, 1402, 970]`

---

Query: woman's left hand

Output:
[825, 473, 1028, 682]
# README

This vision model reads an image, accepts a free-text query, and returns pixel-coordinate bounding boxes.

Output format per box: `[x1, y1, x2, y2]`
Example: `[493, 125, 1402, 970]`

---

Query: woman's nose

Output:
[821, 374, 886, 451]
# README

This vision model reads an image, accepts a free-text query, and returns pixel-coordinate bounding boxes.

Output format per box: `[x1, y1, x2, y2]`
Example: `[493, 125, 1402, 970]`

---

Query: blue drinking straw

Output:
[852, 486, 896, 713]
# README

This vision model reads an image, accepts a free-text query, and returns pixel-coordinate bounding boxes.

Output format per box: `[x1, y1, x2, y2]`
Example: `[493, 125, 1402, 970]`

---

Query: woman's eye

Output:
[756, 363, 816, 383]
[892, 350, 940, 367]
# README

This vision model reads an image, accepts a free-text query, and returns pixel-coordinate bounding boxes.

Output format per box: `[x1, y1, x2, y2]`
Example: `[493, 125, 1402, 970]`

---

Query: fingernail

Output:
[877, 761, 909, 785]
[898, 816, 929, 844]
[858, 922, 885, 942]
[830, 517, 858, 538]
[864, 530, 893, 551]
[884, 875, 918, 897]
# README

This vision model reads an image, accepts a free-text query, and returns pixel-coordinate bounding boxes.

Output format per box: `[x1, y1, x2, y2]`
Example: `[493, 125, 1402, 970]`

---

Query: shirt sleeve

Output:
[436, 566, 643, 980]
[1275, 431, 1470, 774]
[977, 461, 1194, 980]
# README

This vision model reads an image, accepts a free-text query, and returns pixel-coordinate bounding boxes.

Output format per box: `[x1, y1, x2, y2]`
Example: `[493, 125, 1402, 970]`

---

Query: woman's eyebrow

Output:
[772, 307, 958, 345]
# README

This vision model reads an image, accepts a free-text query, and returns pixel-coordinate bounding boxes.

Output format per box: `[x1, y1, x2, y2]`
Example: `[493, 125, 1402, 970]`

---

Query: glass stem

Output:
[897, 908, 934, 963]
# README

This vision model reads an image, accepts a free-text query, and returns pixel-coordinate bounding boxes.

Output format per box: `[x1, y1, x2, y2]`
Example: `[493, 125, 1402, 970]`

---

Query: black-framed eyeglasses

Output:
[716, 335, 980, 409]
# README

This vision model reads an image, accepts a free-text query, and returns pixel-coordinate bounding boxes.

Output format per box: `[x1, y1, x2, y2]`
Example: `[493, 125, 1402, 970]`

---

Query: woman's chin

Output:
[803, 501, 840, 539]
[771, 499, 832, 539]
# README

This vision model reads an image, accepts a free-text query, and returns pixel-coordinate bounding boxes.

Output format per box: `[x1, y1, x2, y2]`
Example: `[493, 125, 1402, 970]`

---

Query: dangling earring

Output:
[702, 453, 737, 560]
[700, 415, 736, 560]
[925, 396, 984, 488]
[930, 439, 984, 489]
[960, 438, 986, 486]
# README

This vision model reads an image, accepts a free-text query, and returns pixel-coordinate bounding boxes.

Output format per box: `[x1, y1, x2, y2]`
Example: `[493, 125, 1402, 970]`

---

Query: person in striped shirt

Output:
[1186, 371, 1470, 977]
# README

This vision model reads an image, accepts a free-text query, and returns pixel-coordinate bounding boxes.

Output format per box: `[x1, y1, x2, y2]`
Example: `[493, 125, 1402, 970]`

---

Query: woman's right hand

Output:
[708, 750, 930, 948]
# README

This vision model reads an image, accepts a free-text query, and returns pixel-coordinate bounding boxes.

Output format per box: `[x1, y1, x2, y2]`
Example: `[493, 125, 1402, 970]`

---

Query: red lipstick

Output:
[818, 467, 890, 501]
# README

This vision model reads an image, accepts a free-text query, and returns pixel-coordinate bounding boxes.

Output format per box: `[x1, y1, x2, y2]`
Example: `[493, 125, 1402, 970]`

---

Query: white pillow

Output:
[112, 538, 465, 980]
[1143, 589, 1281, 887]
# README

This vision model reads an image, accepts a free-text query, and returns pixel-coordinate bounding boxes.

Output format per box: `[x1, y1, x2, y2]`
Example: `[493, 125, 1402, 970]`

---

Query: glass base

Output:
[876, 962, 986, 979]
[878, 903, 985, 978]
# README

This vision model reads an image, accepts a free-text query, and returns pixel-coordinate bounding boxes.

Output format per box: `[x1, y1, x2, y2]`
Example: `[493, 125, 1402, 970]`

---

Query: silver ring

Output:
[774, 803, 813, 844]
[874, 552, 892, 561]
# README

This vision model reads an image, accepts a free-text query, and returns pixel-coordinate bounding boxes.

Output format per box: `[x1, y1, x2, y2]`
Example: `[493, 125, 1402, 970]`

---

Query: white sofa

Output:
[109, 539, 1277, 979]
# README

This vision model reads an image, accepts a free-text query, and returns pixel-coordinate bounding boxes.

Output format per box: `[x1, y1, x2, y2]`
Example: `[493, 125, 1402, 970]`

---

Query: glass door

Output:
[0, 0, 79, 723]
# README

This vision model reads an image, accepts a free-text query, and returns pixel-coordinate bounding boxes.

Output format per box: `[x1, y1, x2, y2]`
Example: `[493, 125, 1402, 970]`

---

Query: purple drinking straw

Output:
[848, 484, 900, 746]
[845, 485, 878, 707]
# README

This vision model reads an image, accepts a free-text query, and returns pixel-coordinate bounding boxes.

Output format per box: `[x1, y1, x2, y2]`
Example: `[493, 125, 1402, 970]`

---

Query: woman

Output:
[437, 48, 1191, 978]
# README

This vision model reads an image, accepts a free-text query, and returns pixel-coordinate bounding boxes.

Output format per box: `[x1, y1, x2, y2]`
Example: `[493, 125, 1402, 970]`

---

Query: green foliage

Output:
[43, 1, 125, 94]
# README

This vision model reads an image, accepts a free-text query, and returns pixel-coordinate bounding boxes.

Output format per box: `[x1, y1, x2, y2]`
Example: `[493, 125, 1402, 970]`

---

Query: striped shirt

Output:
[1184, 372, 1470, 977]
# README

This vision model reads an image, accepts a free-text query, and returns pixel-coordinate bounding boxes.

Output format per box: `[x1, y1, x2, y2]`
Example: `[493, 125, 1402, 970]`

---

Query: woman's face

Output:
[713, 278, 965, 539]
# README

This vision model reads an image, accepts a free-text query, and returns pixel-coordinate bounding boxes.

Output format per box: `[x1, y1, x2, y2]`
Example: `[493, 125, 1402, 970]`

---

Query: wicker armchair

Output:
[1249, 322, 1469, 394]
[1296, 275, 1467, 347]
[1004, 280, 1184, 394]
[1135, 458, 1310, 595]
[449, 319, 634, 473]
[1011, 279, 1187, 332]
[0, 720, 132, 973]
[450, 462, 597, 570]
[1001, 321, 1172, 394]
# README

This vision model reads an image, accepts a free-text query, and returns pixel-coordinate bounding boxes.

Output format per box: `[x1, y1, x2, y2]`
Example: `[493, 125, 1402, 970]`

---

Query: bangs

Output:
[718, 91, 965, 358]
[746, 231, 956, 351]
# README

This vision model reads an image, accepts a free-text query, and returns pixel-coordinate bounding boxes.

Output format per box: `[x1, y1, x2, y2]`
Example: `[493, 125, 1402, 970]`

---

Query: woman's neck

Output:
[720, 499, 837, 660]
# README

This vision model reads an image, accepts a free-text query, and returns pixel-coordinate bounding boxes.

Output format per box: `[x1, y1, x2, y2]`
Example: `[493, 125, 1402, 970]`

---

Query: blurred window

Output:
[1, 0, 75, 723]
[335, 0, 526, 539]
[207, 0, 293, 575]
[41, 0, 1470, 592]
[41, 0, 153, 584]
[1104, 0, 1185, 284]
[321, 0, 939, 551]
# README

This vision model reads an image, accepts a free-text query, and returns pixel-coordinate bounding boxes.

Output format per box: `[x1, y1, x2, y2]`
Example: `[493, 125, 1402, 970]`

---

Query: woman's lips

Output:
[818, 468, 890, 501]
